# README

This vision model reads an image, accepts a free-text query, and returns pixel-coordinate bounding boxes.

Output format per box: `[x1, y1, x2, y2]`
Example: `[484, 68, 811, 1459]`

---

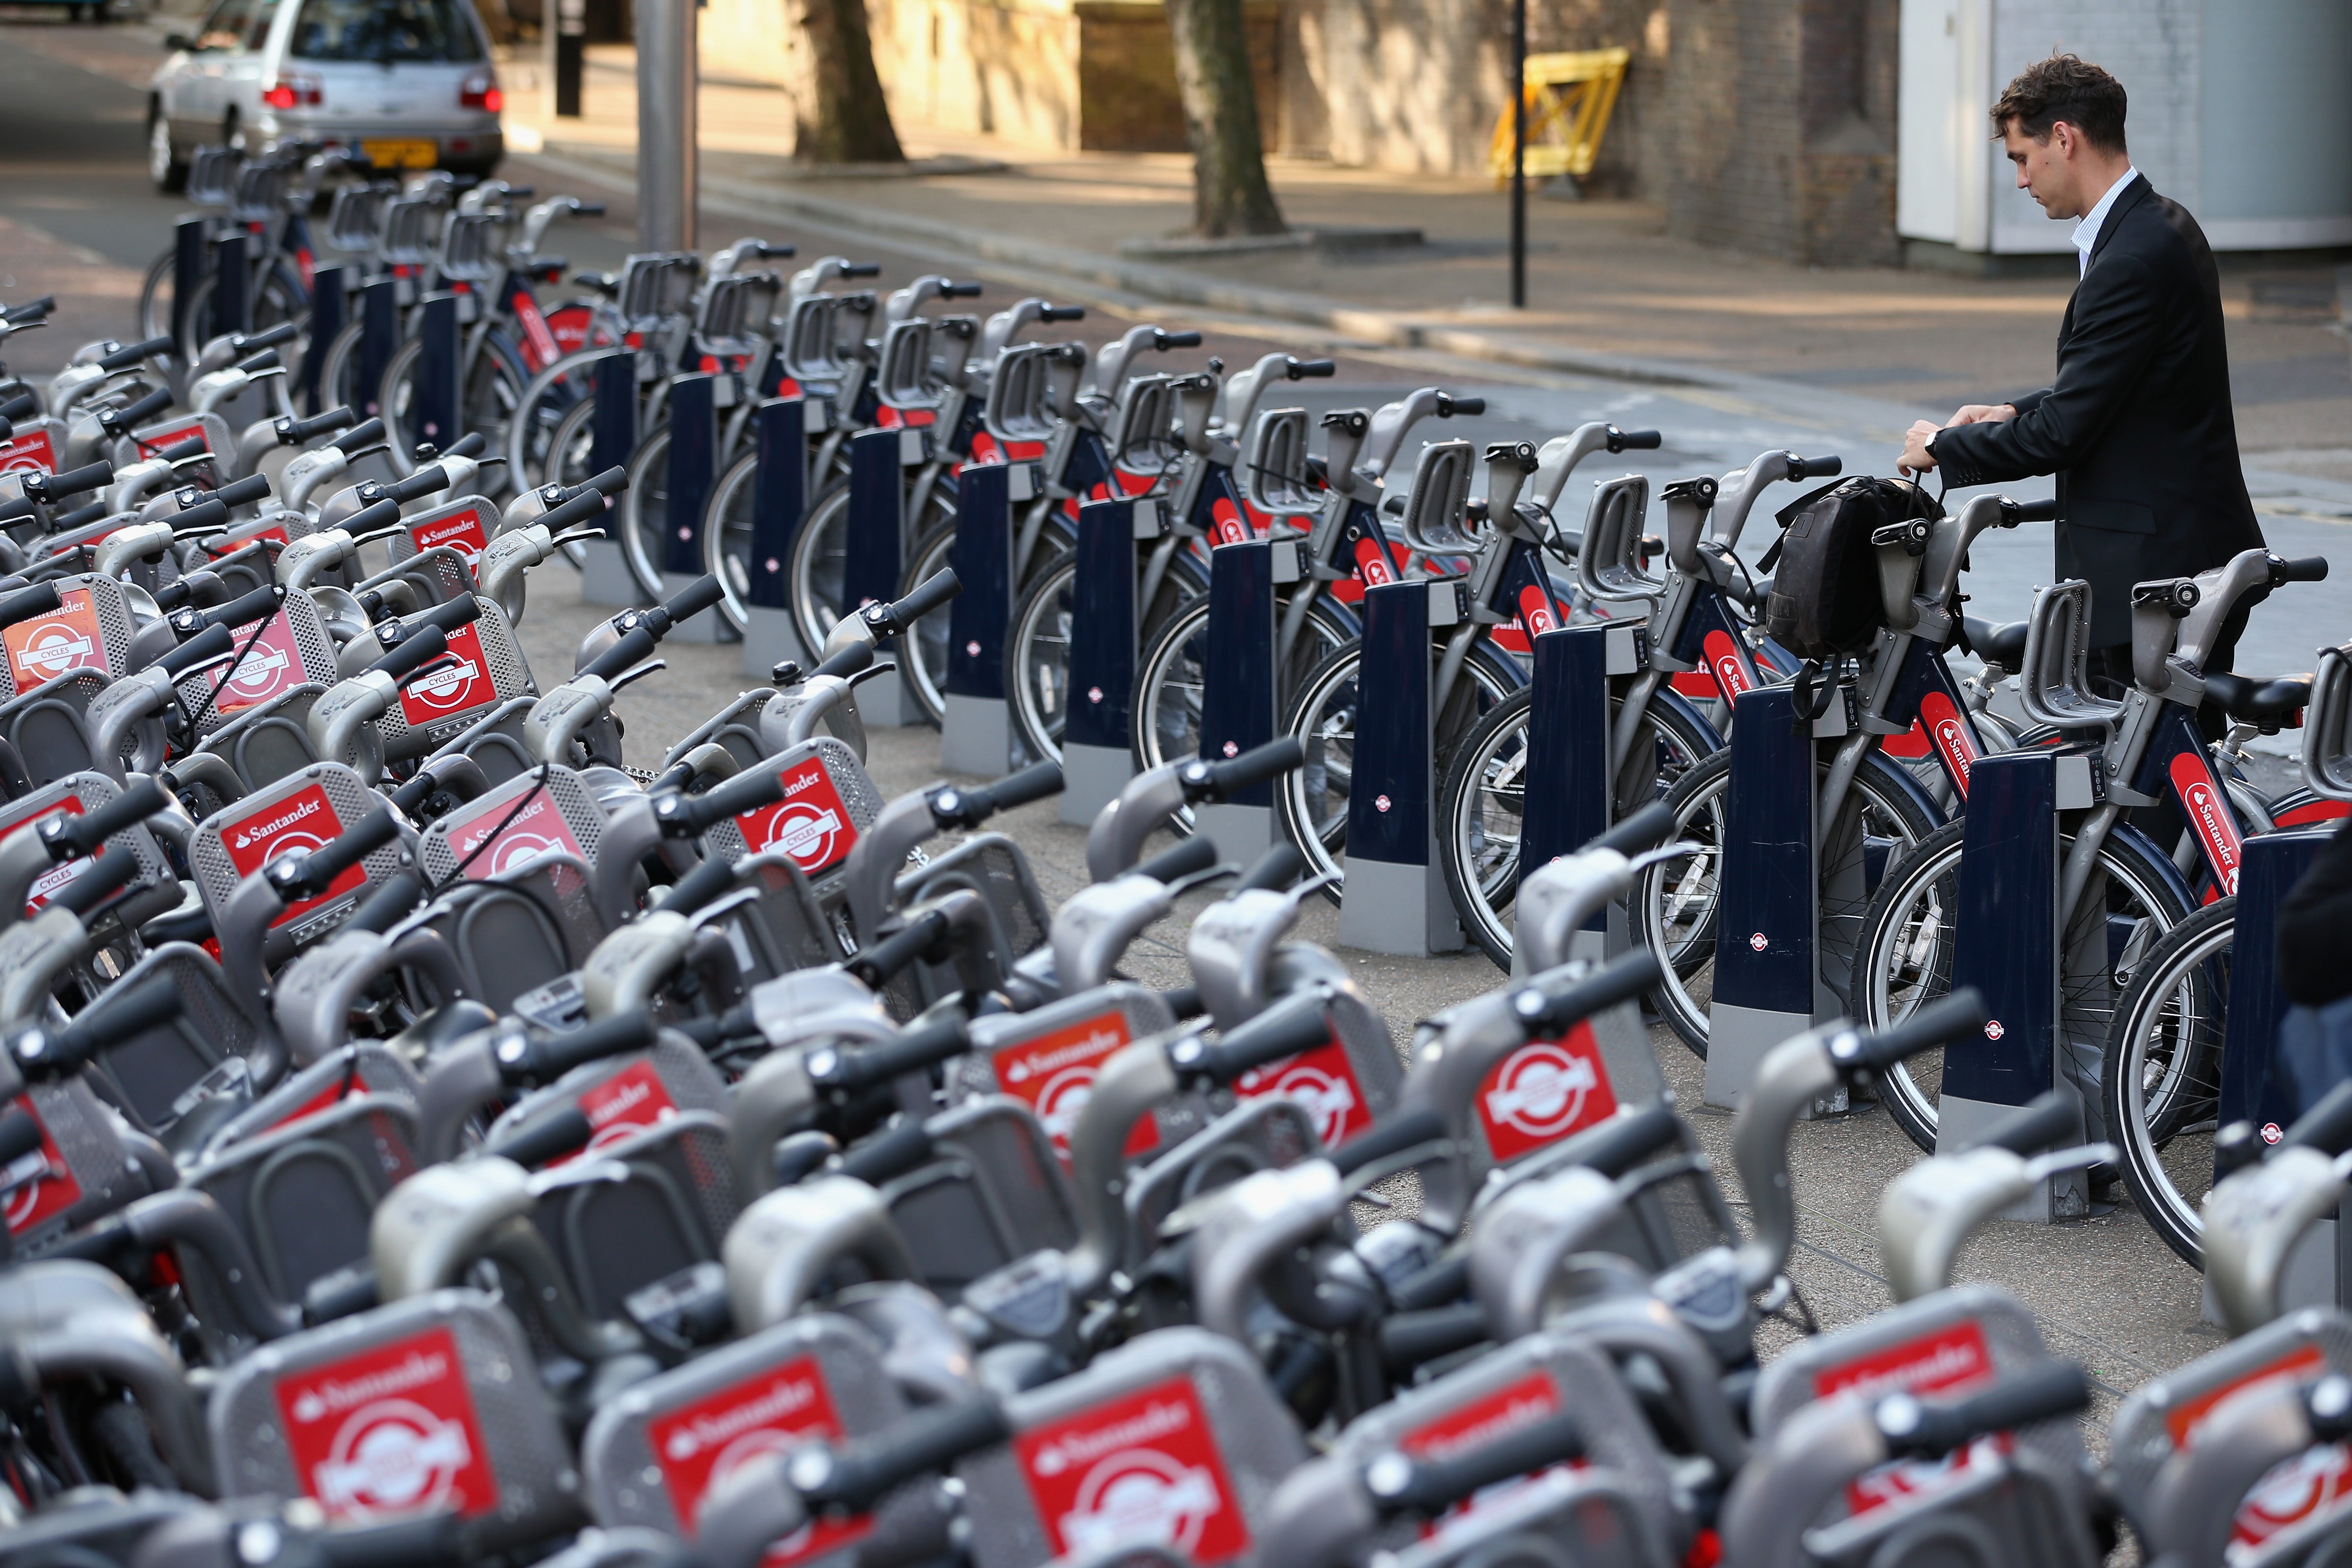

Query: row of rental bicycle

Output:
[0, 145, 2343, 1568]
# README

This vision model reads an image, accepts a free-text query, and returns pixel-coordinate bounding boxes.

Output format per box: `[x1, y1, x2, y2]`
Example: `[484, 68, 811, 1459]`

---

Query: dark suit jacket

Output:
[1931, 174, 2264, 646]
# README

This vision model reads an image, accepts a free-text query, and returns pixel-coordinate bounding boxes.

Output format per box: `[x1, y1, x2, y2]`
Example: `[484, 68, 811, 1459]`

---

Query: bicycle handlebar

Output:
[1039, 304, 1086, 322]
[1509, 947, 1665, 1038]
[267, 805, 397, 901]
[1157, 330, 1204, 349]
[1133, 834, 1219, 886]
[1877, 1361, 2088, 1460]
[1587, 801, 1677, 858]
[233, 321, 299, 355]
[2003, 498, 2059, 524]
[582, 625, 659, 684]
[98, 334, 173, 372]
[1367, 1409, 1585, 1517]
[806, 1016, 972, 1096]
[1168, 989, 1331, 1085]
[211, 473, 274, 510]
[52, 848, 139, 918]
[1181, 736, 1305, 803]
[370, 624, 449, 683]
[39, 777, 168, 861]
[1288, 358, 1336, 379]
[0, 581, 62, 629]
[445, 430, 487, 459]
[483, 1106, 593, 1168]
[8, 974, 183, 1081]
[1233, 841, 1306, 894]
[32, 460, 116, 503]
[201, 582, 285, 632]
[337, 416, 388, 451]
[1329, 1105, 1446, 1176]
[1832, 987, 1991, 1074]
[797, 1397, 1013, 1517]
[100, 388, 173, 434]
[842, 907, 950, 988]
[865, 568, 962, 638]
[159, 620, 236, 676]
[2276, 555, 2330, 585]
[278, 406, 355, 444]
[2283, 1079, 2352, 1157]
[927, 761, 1063, 828]
[1435, 392, 1483, 417]
[1609, 427, 1663, 452]
[1965, 1091, 2078, 1158]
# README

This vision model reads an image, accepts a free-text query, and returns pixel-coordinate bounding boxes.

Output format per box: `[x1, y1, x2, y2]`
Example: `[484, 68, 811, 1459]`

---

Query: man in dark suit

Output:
[1898, 54, 2264, 693]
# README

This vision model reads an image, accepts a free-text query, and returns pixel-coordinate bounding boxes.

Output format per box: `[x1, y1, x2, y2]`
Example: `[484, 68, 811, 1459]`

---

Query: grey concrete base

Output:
[661, 572, 739, 643]
[1936, 1092, 2089, 1221]
[1339, 855, 1464, 957]
[942, 693, 1014, 776]
[579, 538, 649, 608]
[1061, 743, 1134, 827]
[1192, 802, 1273, 861]
[859, 661, 930, 728]
[740, 605, 812, 680]
[1705, 1001, 1845, 1113]
[1512, 903, 1627, 980]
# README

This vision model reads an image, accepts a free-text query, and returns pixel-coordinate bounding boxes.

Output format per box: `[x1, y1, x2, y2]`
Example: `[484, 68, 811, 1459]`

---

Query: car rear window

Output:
[288, 0, 482, 62]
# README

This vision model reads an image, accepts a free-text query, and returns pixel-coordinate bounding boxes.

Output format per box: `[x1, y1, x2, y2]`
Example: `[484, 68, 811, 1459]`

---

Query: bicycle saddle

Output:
[2202, 671, 2312, 726]
[1962, 614, 2031, 668]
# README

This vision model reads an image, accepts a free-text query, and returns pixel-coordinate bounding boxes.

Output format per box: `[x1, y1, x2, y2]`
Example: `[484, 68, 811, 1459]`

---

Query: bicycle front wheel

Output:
[1129, 591, 1357, 814]
[1849, 816, 2196, 1152]
[2101, 896, 2233, 1266]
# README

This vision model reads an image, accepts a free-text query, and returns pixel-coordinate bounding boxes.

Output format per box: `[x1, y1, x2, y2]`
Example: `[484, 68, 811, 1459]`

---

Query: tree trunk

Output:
[789, 0, 904, 164]
[1163, 0, 1285, 236]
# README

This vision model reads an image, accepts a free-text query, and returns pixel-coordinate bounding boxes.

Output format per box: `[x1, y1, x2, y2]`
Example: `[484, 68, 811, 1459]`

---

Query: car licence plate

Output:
[361, 139, 438, 169]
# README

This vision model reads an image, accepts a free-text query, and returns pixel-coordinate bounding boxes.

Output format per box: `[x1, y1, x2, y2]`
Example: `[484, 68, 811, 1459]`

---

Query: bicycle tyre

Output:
[1003, 544, 1212, 765]
[1849, 816, 2197, 1152]
[2102, 895, 2235, 1266]
[1273, 636, 1522, 902]
[1437, 683, 1719, 971]
[1631, 747, 1944, 1059]
[379, 329, 528, 497]
[506, 347, 607, 490]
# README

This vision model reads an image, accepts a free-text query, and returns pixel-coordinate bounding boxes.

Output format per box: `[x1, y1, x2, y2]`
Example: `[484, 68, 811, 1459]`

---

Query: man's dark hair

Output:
[1990, 54, 2128, 154]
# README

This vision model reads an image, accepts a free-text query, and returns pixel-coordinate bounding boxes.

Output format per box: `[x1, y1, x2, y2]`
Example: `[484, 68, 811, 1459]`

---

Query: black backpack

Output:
[1760, 477, 1942, 660]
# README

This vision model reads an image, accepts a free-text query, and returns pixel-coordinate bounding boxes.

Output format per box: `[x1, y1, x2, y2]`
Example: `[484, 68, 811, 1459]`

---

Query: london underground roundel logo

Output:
[1061, 1447, 1224, 1556]
[312, 1398, 476, 1517]
[1984, 1020, 2005, 1041]
[1483, 1042, 1601, 1139]
[20, 624, 94, 680]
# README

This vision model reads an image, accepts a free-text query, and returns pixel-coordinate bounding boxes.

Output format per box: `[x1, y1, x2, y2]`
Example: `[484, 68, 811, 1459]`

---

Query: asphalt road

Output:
[0, 12, 2338, 1468]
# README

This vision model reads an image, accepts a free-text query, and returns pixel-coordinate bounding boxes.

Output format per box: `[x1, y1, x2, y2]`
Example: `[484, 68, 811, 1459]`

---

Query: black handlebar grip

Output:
[0, 1107, 40, 1167]
[653, 852, 742, 916]
[660, 573, 725, 629]
[1179, 991, 1330, 1084]
[337, 416, 387, 451]
[0, 391, 32, 421]
[809, 641, 875, 683]
[1368, 1409, 1584, 1518]
[47, 501, 109, 536]
[814, 1016, 972, 1095]
[402, 594, 483, 637]
[1438, 394, 1485, 417]
[1199, 736, 1305, 802]
[971, 760, 1064, 818]
[10, 974, 182, 1080]
[5, 296, 54, 323]
[202, 582, 285, 633]
[800, 1397, 1014, 1516]
[2278, 556, 2331, 585]
[941, 281, 983, 298]
[1587, 801, 1677, 858]
[382, 464, 450, 504]
[669, 764, 791, 835]
[536, 487, 613, 536]
[573, 201, 608, 217]
[1288, 359, 1337, 379]
[842, 907, 950, 989]
[1329, 1105, 1446, 1176]
[283, 406, 356, 443]
[1039, 304, 1086, 322]
[341, 496, 403, 537]
[583, 624, 659, 683]
[836, 1115, 934, 1185]
[1511, 947, 1665, 1038]
[51, 846, 139, 918]
[269, 805, 398, 901]
[154, 437, 208, 467]
[1612, 428, 1663, 451]
[158, 620, 236, 677]
[2283, 1080, 2352, 1157]
[1378, 1301, 1488, 1372]
[1389, 1252, 1470, 1313]
[515, 1009, 659, 1084]
[1879, 1361, 2089, 1460]
[445, 430, 487, 459]
[1133, 834, 1219, 886]
[1569, 1100, 1689, 1179]
[40, 777, 168, 860]
[32, 460, 115, 502]
[210, 472, 274, 510]
[482, 1106, 594, 1168]
[369, 623, 449, 683]
[168, 497, 228, 537]
[346, 869, 426, 935]
[1157, 330, 1204, 349]
[0, 581, 63, 630]
[570, 464, 630, 498]
[1967, 1091, 2078, 1158]
[1847, 988, 1991, 1073]
[98, 334, 174, 372]
[1234, 841, 1305, 895]
[103, 388, 175, 434]
[841, 262, 883, 278]
[881, 567, 962, 632]
[2006, 498, 2059, 524]
[1792, 454, 1844, 480]
[234, 349, 282, 375]
[234, 321, 299, 353]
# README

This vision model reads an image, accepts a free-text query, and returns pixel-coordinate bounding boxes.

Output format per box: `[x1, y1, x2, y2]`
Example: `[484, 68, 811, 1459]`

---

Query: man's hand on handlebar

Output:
[1898, 420, 1939, 480]
[1947, 402, 2017, 426]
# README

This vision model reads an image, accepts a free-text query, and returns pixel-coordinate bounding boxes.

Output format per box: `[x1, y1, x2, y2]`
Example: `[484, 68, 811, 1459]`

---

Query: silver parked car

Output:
[149, 0, 503, 190]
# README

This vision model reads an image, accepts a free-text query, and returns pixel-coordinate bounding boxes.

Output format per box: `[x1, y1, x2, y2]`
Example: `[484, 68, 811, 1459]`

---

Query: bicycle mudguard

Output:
[0, 573, 140, 700]
[579, 1313, 954, 1564]
[2107, 1309, 2352, 1562]
[525, 1109, 741, 1322]
[953, 1327, 1308, 1568]
[700, 738, 885, 905]
[1327, 1330, 1681, 1559]
[207, 1288, 578, 1540]
[1747, 1285, 2096, 1568]
[176, 1092, 421, 1340]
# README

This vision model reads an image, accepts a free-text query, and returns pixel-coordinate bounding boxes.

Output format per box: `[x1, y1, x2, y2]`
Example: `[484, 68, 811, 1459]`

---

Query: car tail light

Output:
[461, 73, 502, 112]
[260, 74, 322, 109]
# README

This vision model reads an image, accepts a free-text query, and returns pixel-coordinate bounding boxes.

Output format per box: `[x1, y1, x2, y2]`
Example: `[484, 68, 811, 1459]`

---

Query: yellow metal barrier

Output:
[1487, 47, 1631, 184]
